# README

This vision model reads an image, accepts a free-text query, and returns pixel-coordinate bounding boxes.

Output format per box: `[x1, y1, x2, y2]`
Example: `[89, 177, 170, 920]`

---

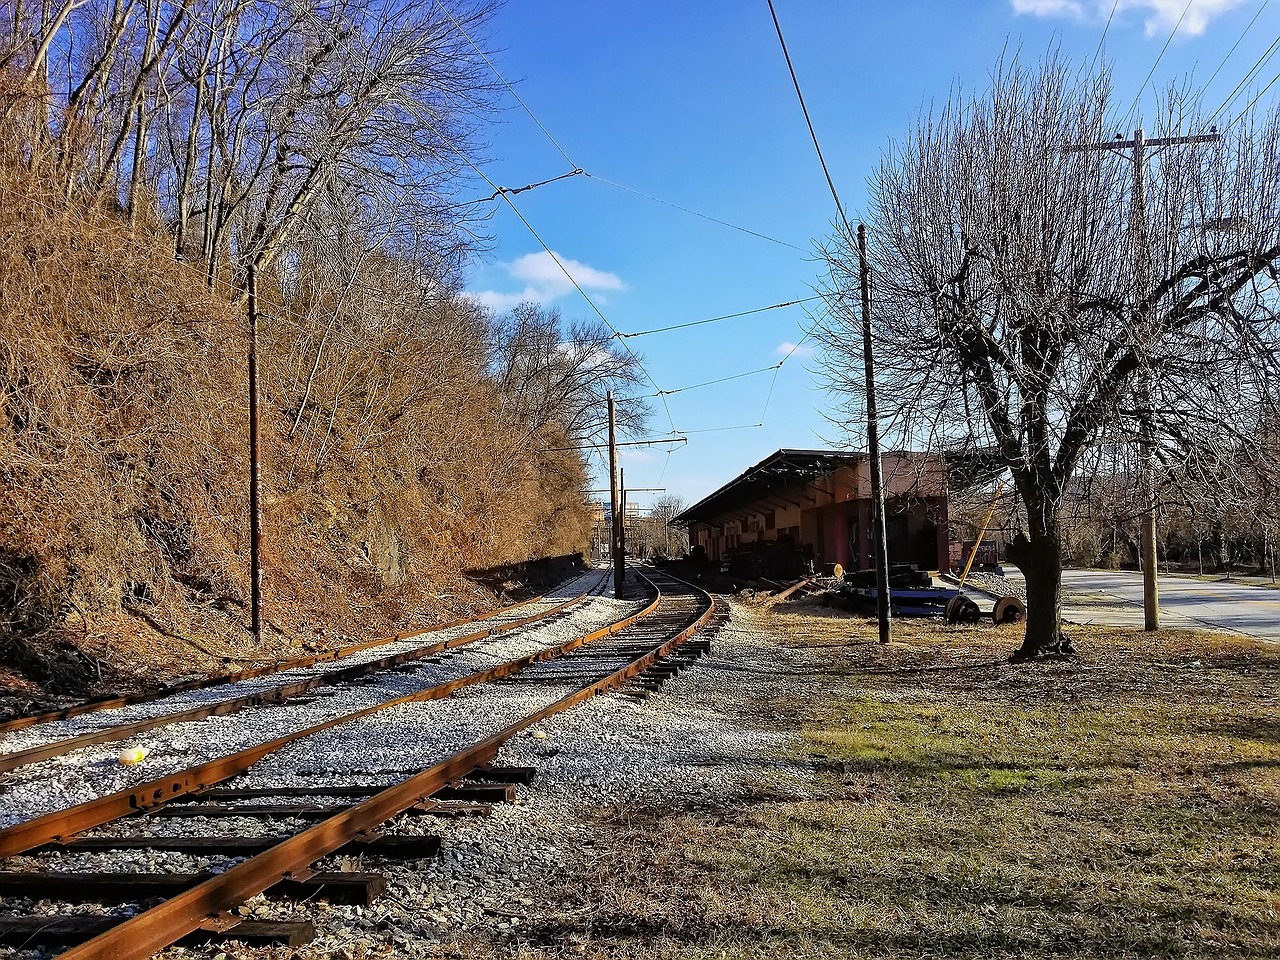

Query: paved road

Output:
[1005, 568, 1280, 642]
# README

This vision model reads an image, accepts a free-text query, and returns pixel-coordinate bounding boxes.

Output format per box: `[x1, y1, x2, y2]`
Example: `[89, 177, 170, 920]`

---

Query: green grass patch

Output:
[525, 610, 1280, 960]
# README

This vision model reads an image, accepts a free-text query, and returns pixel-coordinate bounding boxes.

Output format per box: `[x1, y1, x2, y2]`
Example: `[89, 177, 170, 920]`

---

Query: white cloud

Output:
[467, 251, 627, 311]
[1010, 0, 1245, 36]
[509, 252, 626, 294]
[775, 340, 815, 359]
[1011, 0, 1084, 16]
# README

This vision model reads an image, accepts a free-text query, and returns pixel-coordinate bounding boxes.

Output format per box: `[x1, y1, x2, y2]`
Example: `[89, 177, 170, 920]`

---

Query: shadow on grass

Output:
[512, 914, 1279, 959]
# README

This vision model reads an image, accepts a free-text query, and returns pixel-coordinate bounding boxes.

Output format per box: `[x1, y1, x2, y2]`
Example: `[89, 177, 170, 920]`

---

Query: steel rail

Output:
[0, 574, 610, 773]
[50, 572, 715, 960]
[0, 581, 582, 736]
[0, 575, 658, 858]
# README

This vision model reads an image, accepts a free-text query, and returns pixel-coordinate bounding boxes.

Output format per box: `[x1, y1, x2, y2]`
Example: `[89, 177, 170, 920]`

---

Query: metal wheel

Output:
[944, 594, 982, 625]
[992, 595, 1026, 625]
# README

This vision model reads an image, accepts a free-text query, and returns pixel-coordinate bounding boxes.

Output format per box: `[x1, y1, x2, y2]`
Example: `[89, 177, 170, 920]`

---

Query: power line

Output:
[766, 0, 856, 237]
[1089, 0, 1122, 77]
[1205, 31, 1280, 128]
[436, 0, 579, 169]
[648, 363, 782, 398]
[461, 168, 584, 205]
[672, 423, 764, 434]
[617, 296, 821, 339]
[1190, 0, 1271, 111]
[436, 3, 811, 439]
[1123, 0, 1196, 125]
[1222, 64, 1280, 130]
[439, 1, 808, 253]
[760, 310, 824, 421]
[582, 173, 810, 252]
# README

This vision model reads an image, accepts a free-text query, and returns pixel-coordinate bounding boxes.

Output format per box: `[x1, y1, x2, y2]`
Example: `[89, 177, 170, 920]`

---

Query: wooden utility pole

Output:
[1065, 127, 1220, 632]
[247, 262, 264, 642]
[858, 224, 892, 644]
[607, 391, 624, 594]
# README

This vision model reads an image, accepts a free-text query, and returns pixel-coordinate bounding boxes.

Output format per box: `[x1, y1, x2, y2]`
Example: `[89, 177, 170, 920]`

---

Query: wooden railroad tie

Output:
[0, 871, 386, 907]
[37, 833, 441, 859]
[0, 917, 315, 948]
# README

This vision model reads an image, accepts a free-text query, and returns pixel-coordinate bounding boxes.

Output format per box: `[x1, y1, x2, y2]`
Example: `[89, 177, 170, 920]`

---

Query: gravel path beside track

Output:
[0, 589, 802, 960]
[0, 574, 639, 829]
[138, 597, 804, 958]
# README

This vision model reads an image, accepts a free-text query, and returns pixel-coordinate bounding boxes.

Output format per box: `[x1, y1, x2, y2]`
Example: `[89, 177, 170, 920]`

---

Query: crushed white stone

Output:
[0, 592, 815, 960]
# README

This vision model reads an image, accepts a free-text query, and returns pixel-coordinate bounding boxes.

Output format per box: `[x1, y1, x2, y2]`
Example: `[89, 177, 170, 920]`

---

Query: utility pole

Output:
[247, 262, 263, 643]
[1065, 127, 1220, 632]
[858, 224, 892, 644]
[607, 391, 624, 594]
[619, 468, 627, 572]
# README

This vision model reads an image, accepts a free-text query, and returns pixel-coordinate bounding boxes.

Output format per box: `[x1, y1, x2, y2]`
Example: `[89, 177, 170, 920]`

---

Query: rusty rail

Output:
[0, 573, 657, 858]
[0, 574, 609, 773]
[49, 571, 713, 960]
[0, 582, 582, 736]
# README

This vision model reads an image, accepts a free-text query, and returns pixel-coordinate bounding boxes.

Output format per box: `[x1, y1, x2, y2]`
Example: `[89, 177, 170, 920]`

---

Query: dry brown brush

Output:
[0, 160, 601, 697]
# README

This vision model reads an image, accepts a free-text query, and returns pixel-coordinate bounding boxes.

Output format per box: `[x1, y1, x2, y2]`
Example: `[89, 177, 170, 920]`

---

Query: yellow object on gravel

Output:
[117, 746, 148, 765]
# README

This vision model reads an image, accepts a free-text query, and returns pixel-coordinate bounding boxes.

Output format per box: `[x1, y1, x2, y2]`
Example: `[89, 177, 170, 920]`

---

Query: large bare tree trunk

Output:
[1010, 483, 1067, 659]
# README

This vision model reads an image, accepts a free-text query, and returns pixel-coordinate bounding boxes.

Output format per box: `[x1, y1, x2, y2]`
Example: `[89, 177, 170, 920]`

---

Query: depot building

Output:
[670, 448, 953, 575]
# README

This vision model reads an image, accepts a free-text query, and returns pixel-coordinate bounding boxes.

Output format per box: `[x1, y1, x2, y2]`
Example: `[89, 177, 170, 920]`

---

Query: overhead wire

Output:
[766, 0, 858, 236]
[436, 0, 821, 448]
[443, 147, 678, 431]
[1088, 0, 1122, 76]
[1190, 0, 1271, 110]
[1122, 0, 1197, 125]
[1220, 64, 1280, 130]
[438, 0, 808, 252]
[434, 0, 580, 168]
[617, 296, 821, 339]
[494, 188, 679, 432]
[760, 306, 827, 421]
[673, 423, 765, 434]
[460, 168, 585, 204]
[648, 363, 782, 399]
[1204, 28, 1280, 128]
[580, 173, 810, 253]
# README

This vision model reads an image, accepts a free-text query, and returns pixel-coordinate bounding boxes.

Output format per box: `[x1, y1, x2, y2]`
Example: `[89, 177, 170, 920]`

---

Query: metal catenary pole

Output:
[620, 468, 627, 570]
[858, 224, 892, 644]
[1065, 127, 1219, 632]
[247, 262, 263, 643]
[607, 392, 624, 593]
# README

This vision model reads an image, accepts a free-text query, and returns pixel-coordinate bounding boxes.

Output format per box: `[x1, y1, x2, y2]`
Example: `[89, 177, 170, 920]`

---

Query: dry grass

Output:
[501, 610, 1280, 959]
[0, 157, 593, 701]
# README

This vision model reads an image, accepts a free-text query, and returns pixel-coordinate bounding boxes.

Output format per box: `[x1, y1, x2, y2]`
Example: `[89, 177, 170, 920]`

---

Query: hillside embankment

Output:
[0, 170, 595, 711]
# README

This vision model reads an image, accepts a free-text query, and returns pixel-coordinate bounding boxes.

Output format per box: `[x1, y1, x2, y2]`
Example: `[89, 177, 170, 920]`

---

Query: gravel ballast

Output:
[0, 585, 809, 960]
[0, 573, 640, 829]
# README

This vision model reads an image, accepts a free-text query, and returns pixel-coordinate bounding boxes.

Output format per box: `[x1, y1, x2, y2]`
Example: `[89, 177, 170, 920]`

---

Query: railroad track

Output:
[0, 566, 720, 959]
[0, 569, 615, 811]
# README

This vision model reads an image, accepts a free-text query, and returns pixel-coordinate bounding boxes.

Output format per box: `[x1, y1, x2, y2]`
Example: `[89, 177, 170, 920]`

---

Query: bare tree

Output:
[817, 54, 1280, 658]
[488, 301, 650, 447]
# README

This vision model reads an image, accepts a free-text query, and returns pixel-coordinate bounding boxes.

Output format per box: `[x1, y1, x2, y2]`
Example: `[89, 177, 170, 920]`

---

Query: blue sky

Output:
[459, 0, 1280, 511]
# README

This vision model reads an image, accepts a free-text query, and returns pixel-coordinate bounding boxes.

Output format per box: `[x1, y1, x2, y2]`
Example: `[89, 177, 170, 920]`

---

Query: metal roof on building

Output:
[669, 446, 1008, 528]
[670, 448, 863, 527]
